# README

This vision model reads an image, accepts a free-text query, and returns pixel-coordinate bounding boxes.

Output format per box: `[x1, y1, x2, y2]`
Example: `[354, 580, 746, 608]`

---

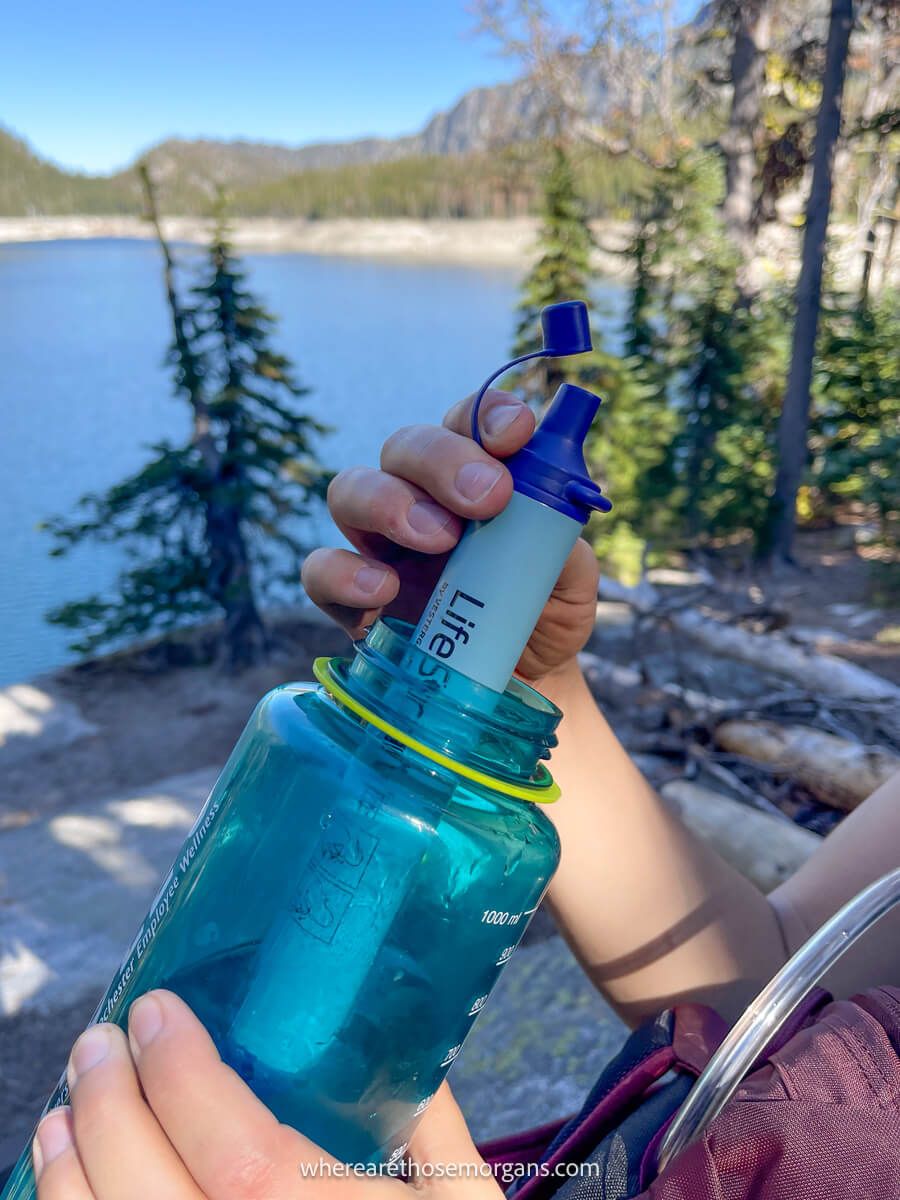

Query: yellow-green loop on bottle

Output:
[313, 656, 561, 803]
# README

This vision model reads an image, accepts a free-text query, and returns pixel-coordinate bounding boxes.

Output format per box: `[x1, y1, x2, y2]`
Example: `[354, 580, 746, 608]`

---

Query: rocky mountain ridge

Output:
[2, 58, 614, 211]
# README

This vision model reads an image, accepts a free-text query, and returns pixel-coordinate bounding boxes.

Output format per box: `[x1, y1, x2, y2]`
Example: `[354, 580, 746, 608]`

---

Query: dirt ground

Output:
[0, 614, 348, 829]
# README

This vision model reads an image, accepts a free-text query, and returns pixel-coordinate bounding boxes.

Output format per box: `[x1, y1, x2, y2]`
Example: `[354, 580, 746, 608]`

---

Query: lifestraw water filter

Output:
[1, 299, 607, 1198]
[413, 299, 611, 691]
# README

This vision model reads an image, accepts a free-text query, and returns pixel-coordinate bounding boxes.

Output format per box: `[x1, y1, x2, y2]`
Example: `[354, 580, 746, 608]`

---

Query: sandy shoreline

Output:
[0, 215, 634, 273]
[1, 215, 892, 291]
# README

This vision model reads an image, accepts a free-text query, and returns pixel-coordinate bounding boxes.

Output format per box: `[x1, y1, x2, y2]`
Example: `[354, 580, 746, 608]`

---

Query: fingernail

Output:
[354, 564, 390, 595]
[407, 499, 452, 536]
[455, 461, 503, 502]
[483, 402, 523, 437]
[129, 992, 164, 1053]
[34, 1109, 73, 1176]
[68, 1024, 112, 1090]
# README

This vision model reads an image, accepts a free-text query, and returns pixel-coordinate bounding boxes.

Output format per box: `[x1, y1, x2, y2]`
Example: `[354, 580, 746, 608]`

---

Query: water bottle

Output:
[2, 300, 611, 1198]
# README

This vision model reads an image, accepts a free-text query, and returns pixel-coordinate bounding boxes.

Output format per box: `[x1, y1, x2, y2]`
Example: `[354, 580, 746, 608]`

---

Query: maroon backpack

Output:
[478, 987, 900, 1200]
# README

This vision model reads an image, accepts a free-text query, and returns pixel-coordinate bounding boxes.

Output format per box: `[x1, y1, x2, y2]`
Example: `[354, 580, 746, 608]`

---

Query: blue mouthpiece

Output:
[507, 383, 612, 524]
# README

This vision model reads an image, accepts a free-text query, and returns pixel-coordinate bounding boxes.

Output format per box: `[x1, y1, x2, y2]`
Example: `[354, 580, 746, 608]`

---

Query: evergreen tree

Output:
[513, 141, 598, 400]
[512, 140, 674, 581]
[668, 266, 772, 541]
[812, 288, 900, 548]
[618, 153, 790, 558]
[46, 179, 330, 666]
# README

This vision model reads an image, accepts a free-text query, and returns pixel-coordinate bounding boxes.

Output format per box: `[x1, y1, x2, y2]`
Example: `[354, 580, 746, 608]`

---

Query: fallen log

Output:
[670, 608, 900, 706]
[713, 719, 900, 811]
[577, 652, 642, 702]
[597, 576, 659, 614]
[597, 581, 898, 713]
[661, 779, 821, 892]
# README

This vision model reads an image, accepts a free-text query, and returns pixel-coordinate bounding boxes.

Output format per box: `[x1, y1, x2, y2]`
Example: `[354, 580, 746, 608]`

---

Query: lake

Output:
[0, 239, 625, 685]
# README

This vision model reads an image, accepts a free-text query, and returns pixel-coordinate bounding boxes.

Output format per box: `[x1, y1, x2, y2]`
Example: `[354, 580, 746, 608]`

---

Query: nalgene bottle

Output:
[3, 297, 612, 1200]
[2, 618, 561, 1197]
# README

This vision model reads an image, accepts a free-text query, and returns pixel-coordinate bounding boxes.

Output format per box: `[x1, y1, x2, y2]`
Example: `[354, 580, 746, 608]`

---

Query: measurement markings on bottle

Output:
[495, 944, 516, 967]
[440, 1043, 463, 1067]
[481, 908, 523, 926]
[468, 994, 488, 1016]
[414, 1093, 435, 1116]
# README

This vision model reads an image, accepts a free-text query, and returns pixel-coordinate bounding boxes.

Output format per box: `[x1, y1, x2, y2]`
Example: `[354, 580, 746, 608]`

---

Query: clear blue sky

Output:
[3, 0, 698, 175]
[1, 0, 521, 174]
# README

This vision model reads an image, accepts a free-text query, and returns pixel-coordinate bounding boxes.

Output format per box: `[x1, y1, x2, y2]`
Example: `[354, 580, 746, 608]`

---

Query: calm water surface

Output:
[0, 239, 624, 684]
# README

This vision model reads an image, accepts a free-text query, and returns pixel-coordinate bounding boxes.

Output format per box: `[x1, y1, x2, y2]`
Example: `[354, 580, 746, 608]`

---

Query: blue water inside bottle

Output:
[1, 619, 561, 1198]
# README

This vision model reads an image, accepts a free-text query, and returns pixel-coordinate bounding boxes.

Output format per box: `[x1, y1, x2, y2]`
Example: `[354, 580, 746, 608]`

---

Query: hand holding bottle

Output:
[33, 990, 502, 1200]
[302, 390, 599, 684]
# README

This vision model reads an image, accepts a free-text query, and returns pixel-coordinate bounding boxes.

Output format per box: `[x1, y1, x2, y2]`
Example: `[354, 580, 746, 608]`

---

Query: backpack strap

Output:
[478, 1005, 726, 1200]
[852, 986, 900, 1057]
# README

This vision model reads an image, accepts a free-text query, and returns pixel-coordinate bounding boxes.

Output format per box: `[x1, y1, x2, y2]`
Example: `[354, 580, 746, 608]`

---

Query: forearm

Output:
[538, 660, 788, 1026]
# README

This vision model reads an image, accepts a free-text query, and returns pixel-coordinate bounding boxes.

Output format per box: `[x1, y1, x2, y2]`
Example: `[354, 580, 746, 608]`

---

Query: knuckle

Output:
[326, 465, 362, 508]
[443, 394, 472, 427]
[74, 1086, 127, 1145]
[380, 424, 418, 462]
[381, 423, 441, 467]
[368, 487, 405, 540]
[299, 547, 326, 589]
[35, 1149, 79, 1193]
[216, 1142, 280, 1200]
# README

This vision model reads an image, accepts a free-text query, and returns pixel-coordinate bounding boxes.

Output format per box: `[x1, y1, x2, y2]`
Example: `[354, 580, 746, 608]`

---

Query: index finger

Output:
[443, 389, 535, 456]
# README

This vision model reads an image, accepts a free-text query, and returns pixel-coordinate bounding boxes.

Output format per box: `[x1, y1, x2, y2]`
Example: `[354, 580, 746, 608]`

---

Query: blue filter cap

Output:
[540, 301, 593, 356]
[506, 383, 612, 524]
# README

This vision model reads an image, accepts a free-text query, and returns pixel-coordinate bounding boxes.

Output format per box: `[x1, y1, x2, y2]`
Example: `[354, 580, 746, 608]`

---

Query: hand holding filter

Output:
[413, 301, 612, 693]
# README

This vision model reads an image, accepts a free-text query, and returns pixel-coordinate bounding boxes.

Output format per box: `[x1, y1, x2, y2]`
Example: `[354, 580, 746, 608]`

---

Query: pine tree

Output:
[511, 140, 675, 581]
[45, 178, 330, 667]
[512, 141, 598, 401]
[618, 153, 790, 558]
[812, 288, 900, 548]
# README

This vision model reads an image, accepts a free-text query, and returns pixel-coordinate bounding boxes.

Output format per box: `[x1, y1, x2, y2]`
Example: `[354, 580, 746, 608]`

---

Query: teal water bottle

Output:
[2, 621, 562, 1197]
[2, 300, 610, 1198]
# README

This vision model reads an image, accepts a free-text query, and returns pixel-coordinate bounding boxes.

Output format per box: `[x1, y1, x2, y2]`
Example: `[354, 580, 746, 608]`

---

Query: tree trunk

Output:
[205, 502, 267, 668]
[882, 161, 900, 273]
[765, 0, 855, 564]
[855, 41, 898, 306]
[659, 0, 675, 136]
[138, 165, 218, 477]
[142, 166, 266, 668]
[721, 0, 772, 285]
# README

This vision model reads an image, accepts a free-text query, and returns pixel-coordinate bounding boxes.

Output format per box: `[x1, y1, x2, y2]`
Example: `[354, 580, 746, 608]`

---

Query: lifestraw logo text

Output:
[427, 589, 485, 660]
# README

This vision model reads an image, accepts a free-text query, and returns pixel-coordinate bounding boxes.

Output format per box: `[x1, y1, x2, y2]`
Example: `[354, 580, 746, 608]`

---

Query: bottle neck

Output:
[335, 618, 560, 787]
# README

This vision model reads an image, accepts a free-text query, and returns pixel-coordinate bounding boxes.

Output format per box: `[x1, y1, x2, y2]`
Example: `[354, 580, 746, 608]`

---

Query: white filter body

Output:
[412, 490, 582, 692]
